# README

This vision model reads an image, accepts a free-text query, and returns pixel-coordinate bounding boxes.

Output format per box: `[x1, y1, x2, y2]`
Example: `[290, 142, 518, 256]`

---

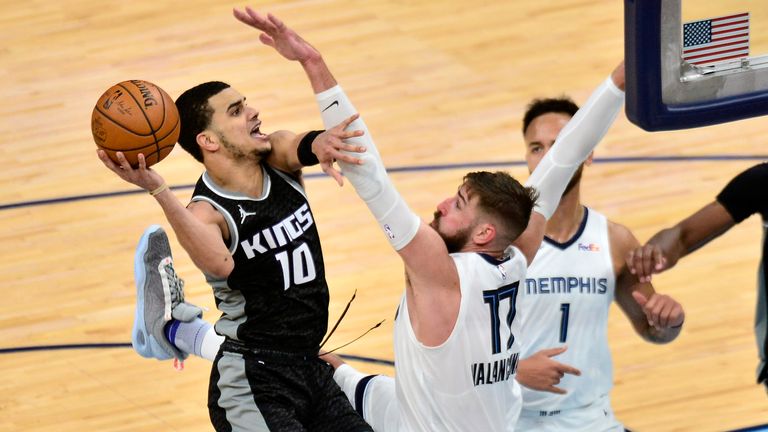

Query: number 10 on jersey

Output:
[274, 242, 317, 290]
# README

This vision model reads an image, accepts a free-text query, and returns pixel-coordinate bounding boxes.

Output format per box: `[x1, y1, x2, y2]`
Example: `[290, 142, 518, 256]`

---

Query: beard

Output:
[220, 134, 271, 161]
[431, 211, 472, 253]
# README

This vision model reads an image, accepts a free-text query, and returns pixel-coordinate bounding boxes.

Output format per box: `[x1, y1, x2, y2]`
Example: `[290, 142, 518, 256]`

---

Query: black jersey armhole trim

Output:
[542, 206, 589, 250]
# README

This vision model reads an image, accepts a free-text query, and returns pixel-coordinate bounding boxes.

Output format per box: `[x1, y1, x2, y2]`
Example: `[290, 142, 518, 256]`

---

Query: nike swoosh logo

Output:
[322, 100, 339, 112]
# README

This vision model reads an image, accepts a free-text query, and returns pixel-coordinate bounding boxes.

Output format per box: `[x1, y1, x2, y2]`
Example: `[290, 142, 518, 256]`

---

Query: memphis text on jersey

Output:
[471, 352, 519, 387]
[239, 203, 314, 258]
[525, 277, 608, 295]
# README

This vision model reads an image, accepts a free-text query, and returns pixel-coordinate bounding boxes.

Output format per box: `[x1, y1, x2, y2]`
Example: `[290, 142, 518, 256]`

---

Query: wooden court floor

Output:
[1, 0, 767, 430]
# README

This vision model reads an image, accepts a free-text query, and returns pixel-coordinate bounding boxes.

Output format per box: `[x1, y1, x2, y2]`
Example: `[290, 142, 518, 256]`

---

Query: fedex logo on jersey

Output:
[578, 243, 601, 252]
[239, 203, 314, 258]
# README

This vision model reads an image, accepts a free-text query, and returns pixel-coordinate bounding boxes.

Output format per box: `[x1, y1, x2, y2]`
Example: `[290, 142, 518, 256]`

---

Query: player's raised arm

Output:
[234, 7, 459, 304]
[234, 8, 367, 186]
[514, 62, 626, 264]
[236, 10, 428, 244]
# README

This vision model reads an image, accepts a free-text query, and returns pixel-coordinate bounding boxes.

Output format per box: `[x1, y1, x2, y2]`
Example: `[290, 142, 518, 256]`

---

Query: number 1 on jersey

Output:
[559, 303, 571, 343]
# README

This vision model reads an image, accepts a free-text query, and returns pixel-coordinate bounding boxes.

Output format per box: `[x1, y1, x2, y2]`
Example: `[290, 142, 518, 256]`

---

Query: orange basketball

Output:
[91, 80, 180, 168]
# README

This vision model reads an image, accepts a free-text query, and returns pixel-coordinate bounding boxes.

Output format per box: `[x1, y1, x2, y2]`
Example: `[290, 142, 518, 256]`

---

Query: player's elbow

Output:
[197, 257, 234, 280]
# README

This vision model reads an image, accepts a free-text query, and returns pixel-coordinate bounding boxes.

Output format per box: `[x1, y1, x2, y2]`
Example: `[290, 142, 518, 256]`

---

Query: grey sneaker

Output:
[131, 225, 202, 361]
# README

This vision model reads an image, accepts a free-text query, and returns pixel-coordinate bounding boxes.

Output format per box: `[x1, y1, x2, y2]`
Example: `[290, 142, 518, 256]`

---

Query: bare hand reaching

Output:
[233, 7, 320, 64]
[626, 244, 670, 283]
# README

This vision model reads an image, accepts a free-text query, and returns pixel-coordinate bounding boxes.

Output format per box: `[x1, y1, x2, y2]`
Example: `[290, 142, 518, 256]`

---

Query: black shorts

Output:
[208, 342, 371, 432]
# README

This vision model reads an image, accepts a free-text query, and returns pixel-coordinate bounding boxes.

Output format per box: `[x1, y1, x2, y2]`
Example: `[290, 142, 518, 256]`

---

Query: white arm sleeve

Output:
[316, 86, 420, 250]
[524, 76, 625, 219]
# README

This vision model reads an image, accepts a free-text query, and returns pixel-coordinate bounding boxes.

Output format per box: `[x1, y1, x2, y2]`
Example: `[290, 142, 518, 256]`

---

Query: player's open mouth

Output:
[250, 122, 267, 139]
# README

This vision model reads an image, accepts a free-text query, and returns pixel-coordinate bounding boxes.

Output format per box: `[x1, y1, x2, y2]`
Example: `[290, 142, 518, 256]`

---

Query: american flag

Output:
[683, 12, 750, 66]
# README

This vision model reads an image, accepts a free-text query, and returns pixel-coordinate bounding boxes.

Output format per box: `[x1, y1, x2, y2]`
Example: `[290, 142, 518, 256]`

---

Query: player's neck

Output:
[545, 185, 584, 243]
[469, 246, 507, 260]
[460, 241, 506, 259]
[205, 158, 266, 198]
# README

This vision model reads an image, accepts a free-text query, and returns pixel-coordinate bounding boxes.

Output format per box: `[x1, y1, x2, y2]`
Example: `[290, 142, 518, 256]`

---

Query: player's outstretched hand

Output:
[97, 150, 165, 193]
[632, 291, 684, 330]
[626, 243, 669, 283]
[312, 114, 366, 186]
[233, 7, 320, 64]
[516, 346, 581, 394]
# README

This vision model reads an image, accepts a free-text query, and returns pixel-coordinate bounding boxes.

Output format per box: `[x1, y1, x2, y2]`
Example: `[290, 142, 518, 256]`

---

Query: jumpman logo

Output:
[238, 205, 257, 224]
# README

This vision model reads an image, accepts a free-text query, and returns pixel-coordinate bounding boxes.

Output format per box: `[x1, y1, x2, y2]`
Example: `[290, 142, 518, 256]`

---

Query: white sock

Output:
[199, 327, 224, 361]
[166, 318, 223, 361]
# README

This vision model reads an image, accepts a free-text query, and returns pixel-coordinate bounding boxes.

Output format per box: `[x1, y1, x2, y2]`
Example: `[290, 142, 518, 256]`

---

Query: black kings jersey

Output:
[716, 162, 768, 382]
[191, 163, 328, 352]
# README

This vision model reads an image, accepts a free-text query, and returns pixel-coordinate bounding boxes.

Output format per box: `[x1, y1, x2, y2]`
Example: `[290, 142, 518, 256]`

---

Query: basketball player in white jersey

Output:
[232, 9, 628, 431]
[513, 97, 686, 431]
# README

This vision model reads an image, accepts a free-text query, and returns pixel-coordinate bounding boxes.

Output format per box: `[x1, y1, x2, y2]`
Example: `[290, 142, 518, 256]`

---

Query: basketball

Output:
[91, 80, 180, 168]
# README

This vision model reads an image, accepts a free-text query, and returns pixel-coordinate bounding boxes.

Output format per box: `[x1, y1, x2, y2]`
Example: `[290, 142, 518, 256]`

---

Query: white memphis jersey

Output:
[519, 207, 616, 412]
[393, 247, 528, 432]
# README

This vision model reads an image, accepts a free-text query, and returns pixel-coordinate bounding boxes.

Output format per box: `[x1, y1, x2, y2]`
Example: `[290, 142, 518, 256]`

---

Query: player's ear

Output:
[473, 222, 496, 246]
[197, 132, 219, 152]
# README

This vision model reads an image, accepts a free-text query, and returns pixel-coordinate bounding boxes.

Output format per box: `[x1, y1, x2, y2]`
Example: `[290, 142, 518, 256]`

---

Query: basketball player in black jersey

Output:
[627, 162, 768, 392]
[97, 42, 372, 432]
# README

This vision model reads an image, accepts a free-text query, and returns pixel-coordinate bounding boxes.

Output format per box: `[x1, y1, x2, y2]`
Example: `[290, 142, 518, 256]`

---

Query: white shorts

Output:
[516, 394, 625, 432]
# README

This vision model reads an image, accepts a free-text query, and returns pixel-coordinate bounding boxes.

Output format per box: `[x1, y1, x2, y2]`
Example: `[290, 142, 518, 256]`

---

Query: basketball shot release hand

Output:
[92, 80, 179, 168]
